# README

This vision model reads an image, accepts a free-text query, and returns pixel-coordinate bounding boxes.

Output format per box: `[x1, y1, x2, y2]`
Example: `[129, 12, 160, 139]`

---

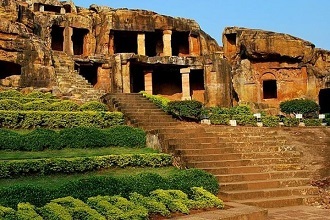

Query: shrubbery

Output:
[140, 91, 170, 112]
[168, 100, 203, 120]
[0, 187, 223, 219]
[79, 101, 108, 112]
[280, 99, 320, 117]
[0, 169, 219, 208]
[22, 100, 51, 111]
[0, 126, 145, 151]
[0, 99, 23, 110]
[49, 100, 80, 111]
[0, 111, 124, 129]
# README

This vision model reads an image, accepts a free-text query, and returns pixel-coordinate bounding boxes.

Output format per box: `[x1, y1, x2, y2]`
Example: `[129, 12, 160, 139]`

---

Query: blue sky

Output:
[74, 0, 330, 50]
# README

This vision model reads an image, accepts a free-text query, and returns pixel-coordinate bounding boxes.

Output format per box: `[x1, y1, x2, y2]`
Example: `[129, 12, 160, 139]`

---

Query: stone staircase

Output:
[52, 51, 105, 102]
[102, 93, 321, 208]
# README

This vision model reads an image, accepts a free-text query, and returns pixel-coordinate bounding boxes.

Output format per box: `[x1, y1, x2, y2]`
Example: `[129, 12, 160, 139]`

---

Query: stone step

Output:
[235, 196, 308, 208]
[175, 146, 283, 154]
[215, 170, 311, 183]
[219, 186, 318, 201]
[220, 178, 311, 191]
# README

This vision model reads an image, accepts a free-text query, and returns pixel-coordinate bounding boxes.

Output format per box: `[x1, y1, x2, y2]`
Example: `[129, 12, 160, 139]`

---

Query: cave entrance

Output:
[72, 28, 89, 55]
[130, 63, 145, 93]
[225, 33, 237, 55]
[0, 61, 22, 79]
[75, 62, 98, 86]
[153, 66, 182, 98]
[319, 88, 330, 113]
[145, 31, 163, 57]
[44, 4, 61, 13]
[113, 31, 137, 54]
[51, 26, 64, 51]
[172, 31, 190, 56]
[190, 69, 205, 102]
[263, 80, 277, 99]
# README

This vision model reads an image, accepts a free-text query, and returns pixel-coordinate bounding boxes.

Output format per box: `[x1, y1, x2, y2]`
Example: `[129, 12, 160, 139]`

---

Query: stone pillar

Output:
[137, 33, 146, 56]
[109, 32, 115, 55]
[144, 70, 153, 94]
[60, 7, 66, 14]
[113, 55, 123, 92]
[64, 26, 73, 55]
[122, 59, 131, 93]
[39, 5, 44, 12]
[189, 35, 200, 56]
[180, 68, 191, 100]
[163, 30, 172, 56]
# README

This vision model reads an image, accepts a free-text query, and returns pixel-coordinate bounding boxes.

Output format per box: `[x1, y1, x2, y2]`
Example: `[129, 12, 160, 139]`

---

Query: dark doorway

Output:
[225, 33, 237, 54]
[145, 31, 163, 57]
[153, 66, 182, 96]
[319, 89, 330, 113]
[72, 28, 89, 55]
[44, 5, 62, 13]
[172, 31, 190, 56]
[130, 63, 145, 93]
[0, 61, 21, 79]
[75, 63, 98, 86]
[263, 80, 277, 99]
[190, 69, 204, 91]
[113, 31, 137, 54]
[51, 26, 64, 51]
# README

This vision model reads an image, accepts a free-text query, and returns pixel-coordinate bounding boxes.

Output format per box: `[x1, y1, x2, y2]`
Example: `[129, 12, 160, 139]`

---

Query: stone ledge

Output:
[171, 202, 268, 220]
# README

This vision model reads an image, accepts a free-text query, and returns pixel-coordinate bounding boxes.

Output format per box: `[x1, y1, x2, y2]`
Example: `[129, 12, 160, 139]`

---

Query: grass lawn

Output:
[0, 147, 158, 160]
[0, 167, 179, 189]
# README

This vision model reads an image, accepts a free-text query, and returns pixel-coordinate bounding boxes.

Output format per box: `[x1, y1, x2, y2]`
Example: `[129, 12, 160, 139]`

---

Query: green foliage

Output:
[168, 100, 203, 120]
[16, 203, 42, 220]
[231, 115, 256, 126]
[51, 197, 105, 220]
[0, 111, 124, 129]
[283, 118, 300, 127]
[129, 193, 170, 217]
[189, 187, 224, 209]
[150, 189, 191, 214]
[39, 202, 72, 220]
[140, 92, 170, 112]
[22, 100, 50, 111]
[25, 91, 54, 99]
[0, 90, 23, 99]
[79, 101, 108, 112]
[0, 126, 145, 151]
[0, 205, 17, 220]
[0, 153, 172, 178]
[303, 119, 322, 126]
[229, 105, 252, 115]
[104, 126, 146, 148]
[0, 99, 23, 110]
[209, 114, 231, 125]
[49, 100, 80, 111]
[261, 116, 280, 127]
[0, 169, 219, 208]
[280, 99, 320, 116]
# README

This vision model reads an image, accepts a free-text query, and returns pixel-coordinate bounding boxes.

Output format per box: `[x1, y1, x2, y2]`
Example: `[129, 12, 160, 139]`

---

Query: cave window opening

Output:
[130, 63, 145, 93]
[44, 5, 62, 13]
[72, 28, 89, 55]
[263, 80, 277, 99]
[75, 63, 98, 86]
[172, 31, 190, 56]
[0, 61, 22, 79]
[145, 31, 163, 57]
[63, 5, 72, 13]
[153, 67, 182, 96]
[225, 33, 237, 54]
[51, 26, 64, 51]
[113, 31, 137, 54]
[319, 88, 330, 114]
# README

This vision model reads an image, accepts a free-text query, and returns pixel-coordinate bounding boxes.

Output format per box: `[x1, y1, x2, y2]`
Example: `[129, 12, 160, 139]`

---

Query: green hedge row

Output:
[0, 153, 172, 178]
[0, 99, 108, 112]
[140, 91, 170, 112]
[0, 187, 223, 219]
[0, 90, 55, 99]
[0, 126, 145, 151]
[0, 111, 124, 129]
[0, 169, 219, 208]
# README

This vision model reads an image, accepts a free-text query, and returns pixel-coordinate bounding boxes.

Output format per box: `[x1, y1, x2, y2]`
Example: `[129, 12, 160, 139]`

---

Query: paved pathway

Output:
[268, 206, 330, 220]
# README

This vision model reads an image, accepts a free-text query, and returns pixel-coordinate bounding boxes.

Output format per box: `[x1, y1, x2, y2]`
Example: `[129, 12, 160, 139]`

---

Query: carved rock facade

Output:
[0, 1, 329, 112]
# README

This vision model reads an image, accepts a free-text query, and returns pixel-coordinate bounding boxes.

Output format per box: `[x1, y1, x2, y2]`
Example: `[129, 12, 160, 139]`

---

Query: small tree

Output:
[280, 99, 320, 118]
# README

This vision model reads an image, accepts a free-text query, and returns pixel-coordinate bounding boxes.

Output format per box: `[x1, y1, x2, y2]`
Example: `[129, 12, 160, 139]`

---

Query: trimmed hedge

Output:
[0, 154, 173, 178]
[0, 111, 124, 129]
[25, 91, 54, 99]
[0, 126, 145, 151]
[49, 100, 80, 112]
[0, 169, 219, 208]
[168, 100, 203, 120]
[0, 90, 23, 99]
[140, 91, 170, 112]
[0, 99, 23, 110]
[280, 99, 320, 116]
[22, 100, 51, 111]
[79, 101, 108, 112]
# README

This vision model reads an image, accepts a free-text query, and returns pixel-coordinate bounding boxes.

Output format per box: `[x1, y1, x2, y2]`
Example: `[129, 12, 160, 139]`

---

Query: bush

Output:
[79, 101, 108, 112]
[0, 205, 17, 220]
[25, 91, 54, 99]
[49, 100, 79, 111]
[262, 116, 280, 127]
[189, 187, 224, 209]
[0, 111, 124, 129]
[0, 169, 219, 208]
[168, 100, 203, 120]
[0, 99, 23, 110]
[104, 126, 146, 148]
[0, 90, 23, 99]
[129, 193, 170, 217]
[231, 115, 256, 126]
[209, 114, 231, 125]
[303, 119, 322, 126]
[229, 105, 252, 115]
[19, 128, 59, 151]
[283, 118, 300, 127]
[0, 129, 21, 151]
[39, 202, 72, 220]
[280, 99, 320, 117]
[16, 203, 43, 220]
[22, 100, 50, 111]
[0, 153, 172, 178]
[140, 92, 170, 112]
